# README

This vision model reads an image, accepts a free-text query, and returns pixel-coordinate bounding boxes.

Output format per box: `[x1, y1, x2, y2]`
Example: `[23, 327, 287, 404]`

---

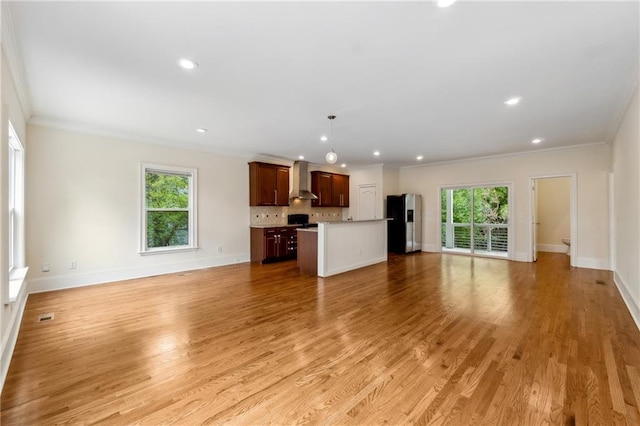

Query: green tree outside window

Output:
[145, 171, 190, 248]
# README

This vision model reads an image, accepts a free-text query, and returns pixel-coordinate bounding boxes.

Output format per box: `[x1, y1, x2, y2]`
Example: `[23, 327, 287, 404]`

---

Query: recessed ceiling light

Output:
[298, 155, 305, 160]
[532, 138, 543, 144]
[320, 135, 328, 142]
[504, 97, 521, 106]
[373, 151, 380, 156]
[416, 155, 424, 160]
[341, 163, 347, 168]
[178, 58, 198, 70]
[437, 0, 457, 7]
[196, 128, 207, 133]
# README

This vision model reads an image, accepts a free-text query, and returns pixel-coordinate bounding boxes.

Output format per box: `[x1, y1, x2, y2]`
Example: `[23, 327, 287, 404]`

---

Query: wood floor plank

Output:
[2, 252, 640, 425]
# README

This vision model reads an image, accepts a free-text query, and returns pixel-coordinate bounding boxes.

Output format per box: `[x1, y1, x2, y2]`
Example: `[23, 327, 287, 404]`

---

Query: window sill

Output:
[138, 246, 200, 256]
[8, 266, 29, 303]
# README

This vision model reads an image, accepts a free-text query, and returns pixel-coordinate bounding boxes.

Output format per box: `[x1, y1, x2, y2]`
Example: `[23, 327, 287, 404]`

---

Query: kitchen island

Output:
[297, 219, 388, 277]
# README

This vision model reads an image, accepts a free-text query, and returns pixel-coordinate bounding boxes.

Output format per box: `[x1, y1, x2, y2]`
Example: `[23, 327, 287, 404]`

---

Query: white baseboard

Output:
[28, 253, 250, 294]
[422, 247, 527, 262]
[514, 251, 529, 262]
[537, 244, 568, 253]
[576, 257, 610, 270]
[1, 282, 29, 393]
[321, 256, 387, 278]
[613, 271, 640, 332]
[421, 244, 441, 253]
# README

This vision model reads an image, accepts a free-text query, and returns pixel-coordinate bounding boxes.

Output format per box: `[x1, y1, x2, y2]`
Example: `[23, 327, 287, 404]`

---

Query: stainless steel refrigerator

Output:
[387, 194, 422, 253]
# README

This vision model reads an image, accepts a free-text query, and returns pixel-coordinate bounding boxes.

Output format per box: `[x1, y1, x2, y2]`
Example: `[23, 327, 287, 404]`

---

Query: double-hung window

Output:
[8, 123, 24, 273]
[7, 122, 26, 303]
[140, 163, 198, 254]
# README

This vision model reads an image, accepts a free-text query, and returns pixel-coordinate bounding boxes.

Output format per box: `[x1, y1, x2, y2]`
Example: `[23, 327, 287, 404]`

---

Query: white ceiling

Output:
[6, 1, 639, 167]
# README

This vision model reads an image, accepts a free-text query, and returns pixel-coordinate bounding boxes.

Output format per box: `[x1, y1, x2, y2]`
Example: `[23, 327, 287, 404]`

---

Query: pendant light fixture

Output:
[325, 115, 338, 164]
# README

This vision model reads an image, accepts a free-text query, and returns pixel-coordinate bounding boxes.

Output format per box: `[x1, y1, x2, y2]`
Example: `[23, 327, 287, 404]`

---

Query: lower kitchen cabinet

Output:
[250, 227, 298, 263]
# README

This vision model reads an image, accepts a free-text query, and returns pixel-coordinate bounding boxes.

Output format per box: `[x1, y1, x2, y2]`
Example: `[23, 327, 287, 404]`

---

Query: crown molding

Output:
[400, 141, 610, 170]
[605, 56, 639, 143]
[28, 116, 259, 161]
[1, 1, 32, 119]
[29, 116, 321, 166]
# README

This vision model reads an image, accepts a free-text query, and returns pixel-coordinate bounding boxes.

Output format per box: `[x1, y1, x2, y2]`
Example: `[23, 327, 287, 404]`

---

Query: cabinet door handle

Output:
[274, 190, 277, 204]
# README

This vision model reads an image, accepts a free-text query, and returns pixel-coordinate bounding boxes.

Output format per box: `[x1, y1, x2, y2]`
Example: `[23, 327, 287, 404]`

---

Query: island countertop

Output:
[316, 219, 390, 225]
[250, 224, 301, 229]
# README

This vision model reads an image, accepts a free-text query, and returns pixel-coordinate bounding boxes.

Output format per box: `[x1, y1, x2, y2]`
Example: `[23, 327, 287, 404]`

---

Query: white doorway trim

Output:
[529, 173, 577, 267]
[608, 172, 615, 271]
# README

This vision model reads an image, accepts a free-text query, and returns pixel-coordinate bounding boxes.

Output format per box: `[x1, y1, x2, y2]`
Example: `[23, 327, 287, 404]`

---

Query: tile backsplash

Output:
[250, 199, 344, 226]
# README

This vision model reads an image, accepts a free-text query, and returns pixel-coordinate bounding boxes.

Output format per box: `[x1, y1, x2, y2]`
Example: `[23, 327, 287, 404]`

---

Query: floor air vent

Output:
[596, 280, 606, 285]
[37, 313, 54, 322]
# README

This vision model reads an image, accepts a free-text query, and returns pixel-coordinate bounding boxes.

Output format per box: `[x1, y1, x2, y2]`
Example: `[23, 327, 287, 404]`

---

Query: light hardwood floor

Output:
[2, 252, 640, 425]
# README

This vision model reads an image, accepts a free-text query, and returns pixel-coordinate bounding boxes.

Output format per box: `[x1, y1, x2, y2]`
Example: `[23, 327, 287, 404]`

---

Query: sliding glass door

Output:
[441, 185, 509, 257]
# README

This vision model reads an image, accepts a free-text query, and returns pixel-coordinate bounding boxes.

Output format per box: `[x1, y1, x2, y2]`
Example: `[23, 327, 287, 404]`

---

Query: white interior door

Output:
[358, 185, 377, 220]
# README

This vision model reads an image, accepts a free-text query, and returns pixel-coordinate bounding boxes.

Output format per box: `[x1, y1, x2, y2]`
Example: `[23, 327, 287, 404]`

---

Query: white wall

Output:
[399, 144, 610, 268]
[382, 165, 400, 215]
[611, 86, 640, 328]
[348, 164, 384, 220]
[536, 177, 571, 252]
[26, 125, 251, 292]
[1, 47, 29, 390]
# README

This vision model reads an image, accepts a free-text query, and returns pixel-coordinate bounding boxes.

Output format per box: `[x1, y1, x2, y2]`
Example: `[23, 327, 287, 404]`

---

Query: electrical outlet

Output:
[41, 264, 50, 272]
[217, 246, 223, 253]
[69, 260, 77, 269]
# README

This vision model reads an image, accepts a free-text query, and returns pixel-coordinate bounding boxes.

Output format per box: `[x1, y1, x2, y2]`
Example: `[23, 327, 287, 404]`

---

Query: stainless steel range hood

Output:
[289, 161, 318, 200]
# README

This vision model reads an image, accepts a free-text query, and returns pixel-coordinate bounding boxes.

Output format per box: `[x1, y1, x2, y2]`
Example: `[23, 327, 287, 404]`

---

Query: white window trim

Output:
[438, 181, 514, 260]
[139, 163, 198, 255]
[6, 121, 27, 305]
[9, 267, 28, 303]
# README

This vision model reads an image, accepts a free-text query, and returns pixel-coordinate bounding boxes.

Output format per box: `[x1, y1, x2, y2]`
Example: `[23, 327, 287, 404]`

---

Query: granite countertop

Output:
[250, 224, 302, 229]
[316, 219, 390, 225]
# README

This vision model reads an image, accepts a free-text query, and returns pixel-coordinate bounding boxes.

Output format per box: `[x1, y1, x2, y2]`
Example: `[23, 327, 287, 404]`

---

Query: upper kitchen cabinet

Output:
[249, 162, 290, 206]
[310, 171, 333, 207]
[311, 171, 349, 207]
[331, 173, 349, 207]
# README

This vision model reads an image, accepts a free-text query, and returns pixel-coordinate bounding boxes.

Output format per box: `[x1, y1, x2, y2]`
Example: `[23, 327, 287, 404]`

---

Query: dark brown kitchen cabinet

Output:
[250, 227, 298, 263]
[249, 162, 290, 206]
[311, 171, 349, 207]
[331, 174, 350, 207]
[310, 172, 333, 207]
